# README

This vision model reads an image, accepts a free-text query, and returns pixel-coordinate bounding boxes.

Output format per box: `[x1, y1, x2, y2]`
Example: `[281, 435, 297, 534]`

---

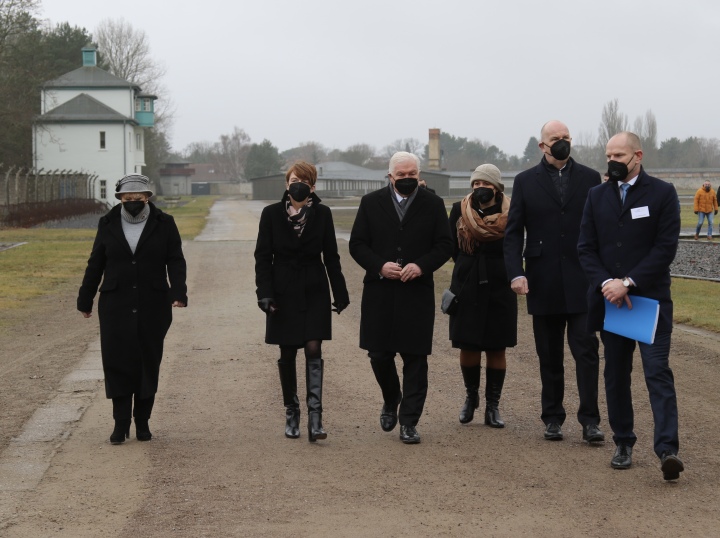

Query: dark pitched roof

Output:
[43, 66, 138, 90]
[36, 93, 135, 123]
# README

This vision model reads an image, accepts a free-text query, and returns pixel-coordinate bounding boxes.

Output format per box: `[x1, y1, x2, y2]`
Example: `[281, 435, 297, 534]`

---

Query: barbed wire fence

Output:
[0, 164, 106, 227]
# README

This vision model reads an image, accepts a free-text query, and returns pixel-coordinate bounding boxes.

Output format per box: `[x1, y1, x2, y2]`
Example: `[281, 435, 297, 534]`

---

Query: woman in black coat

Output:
[78, 174, 187, 444]
[254, 161, 349, 442]
[448, 164, 517, 428]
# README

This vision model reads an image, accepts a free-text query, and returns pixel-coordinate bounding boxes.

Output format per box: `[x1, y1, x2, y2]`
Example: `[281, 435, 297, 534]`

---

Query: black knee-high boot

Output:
[111, 396, 132, 444]
[278, 359, 300, 438]
[306, 357, 327, 442]
[484, 368, 506, 428]
[459, 365, 481, 424]
[134, 394, 155, 441]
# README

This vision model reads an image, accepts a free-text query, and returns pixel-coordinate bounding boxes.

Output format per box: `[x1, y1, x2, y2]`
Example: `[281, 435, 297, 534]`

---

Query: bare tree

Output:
[282, 141, 328, 165]
[0, 0, 38, 55]
[381, 138, 425, 159]
[95, 18, 164, 90]
[598, 98, 628, 149]
[216, 127, 251, 182]
[95, 18, 173, 126]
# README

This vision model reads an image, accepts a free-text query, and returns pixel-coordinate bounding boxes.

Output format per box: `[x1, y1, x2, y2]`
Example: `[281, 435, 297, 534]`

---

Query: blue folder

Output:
[603, 295, 660, 345]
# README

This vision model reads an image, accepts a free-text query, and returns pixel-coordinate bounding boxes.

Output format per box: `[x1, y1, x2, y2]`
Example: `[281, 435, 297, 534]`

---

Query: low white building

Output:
[33, 46, 156, 205]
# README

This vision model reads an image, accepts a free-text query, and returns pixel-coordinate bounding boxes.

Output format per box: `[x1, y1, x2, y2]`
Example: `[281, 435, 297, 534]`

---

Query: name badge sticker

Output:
[631, 206, 650, 219]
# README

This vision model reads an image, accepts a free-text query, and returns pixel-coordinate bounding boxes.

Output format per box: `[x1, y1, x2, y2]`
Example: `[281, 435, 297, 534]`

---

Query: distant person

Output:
[78, 174, 187, 445]
[254, 161, 349, 442]
[504, 120, 604, 444]
[693, 180, 718, 240]
[418, 178, 436, 194]
[448, 164, 516, 427]
[578, 131, 683, 481]
[349, 151, 453, 444]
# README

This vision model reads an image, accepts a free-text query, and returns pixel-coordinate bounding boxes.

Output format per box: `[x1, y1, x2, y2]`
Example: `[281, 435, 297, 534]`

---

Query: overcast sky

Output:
[40, 0, 720, 159]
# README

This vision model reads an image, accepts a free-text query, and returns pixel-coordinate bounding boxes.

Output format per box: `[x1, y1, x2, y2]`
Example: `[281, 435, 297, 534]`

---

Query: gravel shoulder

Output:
[1, 200, 719, 537]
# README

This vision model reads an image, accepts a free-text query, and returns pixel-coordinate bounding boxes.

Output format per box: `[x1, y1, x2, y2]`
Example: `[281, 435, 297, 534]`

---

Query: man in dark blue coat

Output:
[578, 131, 683, 480]
[349, 151, 453, 444]
[504, 120, 604, 443]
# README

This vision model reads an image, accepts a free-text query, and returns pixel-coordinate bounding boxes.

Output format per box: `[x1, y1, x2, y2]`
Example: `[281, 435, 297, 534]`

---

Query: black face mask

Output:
[288, 182, 311, 202]
[123, 201, 146, 217]
[704, 186, 711, 191]
[607, 156, 635, 183]
[394, 177, 418, 196]
[472, 187, 495, 205]
[547, 139, 571, 161]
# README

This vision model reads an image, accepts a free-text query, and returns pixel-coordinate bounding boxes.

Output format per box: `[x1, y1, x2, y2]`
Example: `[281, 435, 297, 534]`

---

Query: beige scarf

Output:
[456, 193, 510, 254]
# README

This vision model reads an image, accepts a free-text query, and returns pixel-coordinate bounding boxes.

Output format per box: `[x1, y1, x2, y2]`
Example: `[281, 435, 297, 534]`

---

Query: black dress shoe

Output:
[380, 394, 401, 432]
[660, 451, 684, 480]
[611, 444, 632, 469]
[582, 424, 605, 443]
[399, 425, 420, 444]
[544, 422, 563, 441]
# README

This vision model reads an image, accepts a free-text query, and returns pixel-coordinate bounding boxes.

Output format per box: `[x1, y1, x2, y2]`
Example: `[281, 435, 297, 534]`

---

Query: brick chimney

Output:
[427, 128, 441, 171]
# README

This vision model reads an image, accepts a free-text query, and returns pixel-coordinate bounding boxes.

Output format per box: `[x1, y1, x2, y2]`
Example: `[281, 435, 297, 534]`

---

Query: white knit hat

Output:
[114, 174, 154, 199]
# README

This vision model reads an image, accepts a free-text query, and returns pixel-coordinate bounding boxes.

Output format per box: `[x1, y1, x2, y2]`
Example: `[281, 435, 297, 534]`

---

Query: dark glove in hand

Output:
[715, 210, 718, 215]
[332, 301, 348, 314]
[258, 298, 277, 314]
[694, 211, 698, 215]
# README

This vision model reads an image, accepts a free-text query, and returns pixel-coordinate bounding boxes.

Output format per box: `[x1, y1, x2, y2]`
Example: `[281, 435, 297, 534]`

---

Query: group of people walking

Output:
[76, 119, 684, 482]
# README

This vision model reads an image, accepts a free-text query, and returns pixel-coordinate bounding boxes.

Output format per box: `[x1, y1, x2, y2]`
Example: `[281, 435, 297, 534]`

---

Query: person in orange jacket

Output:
[694, 181, 718, 240]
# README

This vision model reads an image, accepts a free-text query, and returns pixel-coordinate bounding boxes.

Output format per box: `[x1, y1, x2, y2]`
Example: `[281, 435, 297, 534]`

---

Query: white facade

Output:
[33, 47, 155, 206]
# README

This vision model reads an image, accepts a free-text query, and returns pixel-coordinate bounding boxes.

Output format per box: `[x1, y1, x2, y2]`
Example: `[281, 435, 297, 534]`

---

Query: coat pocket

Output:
[152, 278, 170, 291]
[99, 278, 117, 292]
[523, 241, 542, 258]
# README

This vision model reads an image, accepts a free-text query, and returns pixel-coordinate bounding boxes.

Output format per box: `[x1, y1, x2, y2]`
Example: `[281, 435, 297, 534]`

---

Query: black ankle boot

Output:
[484, 367, 506, 428]
[306, 357, 327, 442]
[110, 419, 131, 444]
[135, 418, 152, 441]
[459, 365, 480, 424]
[278, 359, 300, 438]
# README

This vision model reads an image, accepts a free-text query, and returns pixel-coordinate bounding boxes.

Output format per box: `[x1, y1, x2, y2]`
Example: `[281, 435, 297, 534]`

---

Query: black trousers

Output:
[532, 313, 600, 426]
[601, 330, 679, 457]
[368, 351, 428, 427]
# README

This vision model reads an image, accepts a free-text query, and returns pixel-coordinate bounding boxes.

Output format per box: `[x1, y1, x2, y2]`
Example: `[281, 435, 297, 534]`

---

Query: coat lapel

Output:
[107, 210, 134, 256]
[135, 210, 158, 253]
[620, 172, 650, 216]
[379, 187, 402, 223]
[533, 165, 562, 206]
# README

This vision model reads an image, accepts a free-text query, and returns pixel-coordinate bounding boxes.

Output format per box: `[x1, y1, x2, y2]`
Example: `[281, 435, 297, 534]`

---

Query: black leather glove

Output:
[258, 298, 277, 314]
[332, 301, 348, 314]
[715, 210, 718, 216]
[694, 211, 698, 215]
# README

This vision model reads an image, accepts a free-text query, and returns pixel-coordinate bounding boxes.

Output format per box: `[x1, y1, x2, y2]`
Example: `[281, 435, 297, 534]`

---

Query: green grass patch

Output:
[672, 278, 720, 332]
[158, 195, 219, 240]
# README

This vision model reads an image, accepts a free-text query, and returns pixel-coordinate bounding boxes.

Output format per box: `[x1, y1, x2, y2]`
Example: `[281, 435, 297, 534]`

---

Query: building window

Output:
[143, 99, 152, 111]
[135, 100, 141, 112]
[136, 133, 142, 150]
[100, 179, 107, 199]
[100, 131, 106, 149]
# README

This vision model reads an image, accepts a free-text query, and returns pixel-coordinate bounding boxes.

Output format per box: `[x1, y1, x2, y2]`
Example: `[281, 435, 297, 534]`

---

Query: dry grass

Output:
[671, 278, 720, 332]
[0, 197, 217, 316]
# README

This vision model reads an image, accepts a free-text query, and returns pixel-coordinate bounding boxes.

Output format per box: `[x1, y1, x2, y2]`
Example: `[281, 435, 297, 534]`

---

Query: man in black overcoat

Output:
[504, 120, 604, 443]
[349, 151, 453, 444]
[578, 132, 683, 480]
